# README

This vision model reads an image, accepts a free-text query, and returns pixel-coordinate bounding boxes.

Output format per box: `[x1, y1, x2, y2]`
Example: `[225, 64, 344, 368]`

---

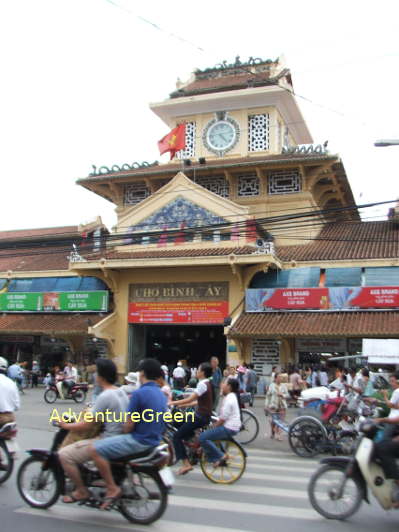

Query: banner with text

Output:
[246, 286, 399, 311]
[129, 282, 229, 324]
[0, 291, 109, 312]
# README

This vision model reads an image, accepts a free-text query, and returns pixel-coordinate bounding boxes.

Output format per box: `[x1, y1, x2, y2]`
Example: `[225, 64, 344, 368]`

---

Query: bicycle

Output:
[164, 419, 247, 484]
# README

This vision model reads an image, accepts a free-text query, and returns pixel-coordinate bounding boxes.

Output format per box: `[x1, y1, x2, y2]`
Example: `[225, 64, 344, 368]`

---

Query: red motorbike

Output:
[44, 381, 88, 403]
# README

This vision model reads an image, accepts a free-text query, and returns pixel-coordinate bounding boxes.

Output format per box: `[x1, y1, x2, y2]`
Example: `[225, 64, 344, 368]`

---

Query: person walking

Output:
[31, 360, 40, 388]
[264, 373, 289, 441]
[210, 356, 223, 410]
[172, 361, 186, 390]
[7, 361, 24, 394]
[246, 364, 257, 407]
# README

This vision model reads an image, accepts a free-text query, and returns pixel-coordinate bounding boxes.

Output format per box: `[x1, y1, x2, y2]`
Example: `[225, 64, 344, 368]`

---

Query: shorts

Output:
[94, 433, 151, 460]
[58, 437, 99, 465]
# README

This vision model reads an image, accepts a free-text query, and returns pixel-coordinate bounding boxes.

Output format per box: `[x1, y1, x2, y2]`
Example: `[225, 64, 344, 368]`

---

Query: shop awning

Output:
[0, 314, 105, 336]
[228, 311, 399, 338]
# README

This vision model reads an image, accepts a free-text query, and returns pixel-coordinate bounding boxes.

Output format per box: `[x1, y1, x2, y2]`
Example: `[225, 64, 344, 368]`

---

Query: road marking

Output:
[174, 480, 308, 499]
[247, 455, 318, 468]
[182, 469, 311, 484]
[14, 507, 246, 532]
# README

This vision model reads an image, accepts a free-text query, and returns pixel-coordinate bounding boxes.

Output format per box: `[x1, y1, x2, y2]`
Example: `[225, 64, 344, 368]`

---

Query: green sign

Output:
[0, 291, 108, 312]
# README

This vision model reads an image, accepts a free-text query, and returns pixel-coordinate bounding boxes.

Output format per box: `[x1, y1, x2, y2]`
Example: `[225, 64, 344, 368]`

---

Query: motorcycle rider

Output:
[63, 361, 78, 396]
[88, 358, 167, 509]
[0, 357, 20, 470]
[374, 372, 399, 505]
[58, 359, 128, 504]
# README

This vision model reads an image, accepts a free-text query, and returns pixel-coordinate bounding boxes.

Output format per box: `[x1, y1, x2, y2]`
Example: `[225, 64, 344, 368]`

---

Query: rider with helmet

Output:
[0, 357, 20, 428]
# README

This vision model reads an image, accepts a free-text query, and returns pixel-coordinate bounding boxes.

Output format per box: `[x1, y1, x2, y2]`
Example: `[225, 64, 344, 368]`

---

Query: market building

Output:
[72, 56, 399, 376]
[0, 219, 110, 370]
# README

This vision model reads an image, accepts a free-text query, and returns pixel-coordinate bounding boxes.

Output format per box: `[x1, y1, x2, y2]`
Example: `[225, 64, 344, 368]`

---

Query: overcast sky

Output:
[1, 0, 398, 232]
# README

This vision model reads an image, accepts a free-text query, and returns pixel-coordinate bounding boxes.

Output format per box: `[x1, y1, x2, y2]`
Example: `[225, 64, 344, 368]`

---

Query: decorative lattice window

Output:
[268, 170, 302, 195]
[194, 175, 229, 198]
[124, 182, 150, 205]
[237, 173, 260, 197]
[248, 113, 270, 152]
[176, 121, 196, 159]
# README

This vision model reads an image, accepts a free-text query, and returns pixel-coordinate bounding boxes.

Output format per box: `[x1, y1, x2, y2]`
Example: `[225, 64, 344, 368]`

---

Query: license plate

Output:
[159, 467, 175, 486]
[6, 439, 20, 455]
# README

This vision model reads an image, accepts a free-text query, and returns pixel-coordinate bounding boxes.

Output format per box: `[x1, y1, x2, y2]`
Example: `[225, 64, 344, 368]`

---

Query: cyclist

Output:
[170, 362, 213, 475]
[199, 377, 241, 466]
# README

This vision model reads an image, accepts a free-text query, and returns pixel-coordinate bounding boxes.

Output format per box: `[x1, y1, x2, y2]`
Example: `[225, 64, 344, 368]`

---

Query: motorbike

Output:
[308, 420, 399, 520]
[44, 381, 88, 403]
[17, 421, 174, 525]
[0, 422, 18, 484]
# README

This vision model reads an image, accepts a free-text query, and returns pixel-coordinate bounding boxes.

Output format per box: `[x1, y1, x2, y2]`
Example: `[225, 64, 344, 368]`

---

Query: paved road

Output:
[1, 388, 399, 531]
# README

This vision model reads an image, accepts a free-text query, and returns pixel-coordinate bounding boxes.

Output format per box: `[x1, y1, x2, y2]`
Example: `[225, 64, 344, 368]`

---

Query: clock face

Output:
[206, 120, 237, 152]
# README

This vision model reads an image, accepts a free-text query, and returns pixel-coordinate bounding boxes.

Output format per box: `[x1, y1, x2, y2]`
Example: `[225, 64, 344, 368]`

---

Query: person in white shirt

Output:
[172, 361, 186, 390]
[199, 377, 241, 466]
[63, 362, 78, 394]
[0, 357, 20, 427]
[120, 372, 139, 397]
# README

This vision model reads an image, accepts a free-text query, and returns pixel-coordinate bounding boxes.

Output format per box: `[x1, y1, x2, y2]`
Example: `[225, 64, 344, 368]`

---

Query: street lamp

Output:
[374, 139, 399, 147]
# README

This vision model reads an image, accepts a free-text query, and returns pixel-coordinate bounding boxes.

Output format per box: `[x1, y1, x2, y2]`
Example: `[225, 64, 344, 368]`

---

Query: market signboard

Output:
[0, 291, 108, 312]
[128, 282, 229, 324]
[246, 286, 399, 311]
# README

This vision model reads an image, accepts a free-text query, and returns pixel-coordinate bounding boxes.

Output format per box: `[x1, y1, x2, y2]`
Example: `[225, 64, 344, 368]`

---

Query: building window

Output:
[124, 182, 150, 206]
[268, 169, 302, 195]
[237, 173, 260, 197]
[277, 121, 282, 153]
[248, 113, 270, 152]
[194, 175, 229, 198]
[177, 121, 196, 158]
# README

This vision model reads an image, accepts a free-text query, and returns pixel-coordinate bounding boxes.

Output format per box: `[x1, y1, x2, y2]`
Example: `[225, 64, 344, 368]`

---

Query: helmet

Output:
[0, 357, 9, 371]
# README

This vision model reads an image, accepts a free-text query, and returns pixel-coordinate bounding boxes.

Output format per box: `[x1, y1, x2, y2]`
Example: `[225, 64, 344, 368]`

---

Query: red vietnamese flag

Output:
[158, 123, 186, 160]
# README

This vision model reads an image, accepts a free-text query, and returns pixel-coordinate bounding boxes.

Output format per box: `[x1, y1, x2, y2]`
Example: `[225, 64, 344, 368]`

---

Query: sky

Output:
[1, 0, 399, 232]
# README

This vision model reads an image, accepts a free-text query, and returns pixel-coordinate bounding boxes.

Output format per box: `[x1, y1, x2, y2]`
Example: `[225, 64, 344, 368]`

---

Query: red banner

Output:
[262, 288, 329, 310]
[348, 287, 399, 308]
[128, 301, 229, 324]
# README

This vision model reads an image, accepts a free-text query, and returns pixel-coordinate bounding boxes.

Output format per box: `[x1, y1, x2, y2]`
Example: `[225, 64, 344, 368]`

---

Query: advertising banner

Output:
[363, 339, 399, 364]
[246, 286, 399, 312]
[128, 282, 229, 324]
[0, 291, 108, 312]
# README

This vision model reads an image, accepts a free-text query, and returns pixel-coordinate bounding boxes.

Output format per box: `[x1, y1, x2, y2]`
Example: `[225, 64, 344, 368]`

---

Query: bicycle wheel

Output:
[0, 440, 14, 484]
[17, 456, 60, 508]
[234, 409, 259, 445]
[288, 417, 327, 458]
[118, 469, 168, 525]
[308, 464, 363, 520]
[200, 440, 246, 484]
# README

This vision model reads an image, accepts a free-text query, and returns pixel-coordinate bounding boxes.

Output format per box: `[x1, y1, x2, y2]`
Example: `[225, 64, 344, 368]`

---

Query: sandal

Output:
[100, 491, 122, 510]
[176, 465, 194, 475]
[62, 493, 90, 504]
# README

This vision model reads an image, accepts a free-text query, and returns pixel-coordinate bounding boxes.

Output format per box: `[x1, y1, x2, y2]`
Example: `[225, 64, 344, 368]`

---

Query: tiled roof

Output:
[78, 153, 337, 182]
[229, 311, 399, 338]
[0, 226, 79, 241]
[85, 247, 256, 261]
[0, 313, 104, 335]
[170, 72, 275, 98]
[0, 242, 92, 272]
[277, 221, 399, 261]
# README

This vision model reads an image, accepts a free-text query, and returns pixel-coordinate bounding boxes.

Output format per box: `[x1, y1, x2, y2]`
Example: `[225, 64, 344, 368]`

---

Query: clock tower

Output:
[150, 56, 313, 160]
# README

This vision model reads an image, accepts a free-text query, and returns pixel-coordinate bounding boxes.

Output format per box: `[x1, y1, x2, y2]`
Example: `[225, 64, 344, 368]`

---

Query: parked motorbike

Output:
[0, 422, 18, 484]
[17, 421, 173, 525]
[308, 420, 399, 520]
[44, 382, 88, 403]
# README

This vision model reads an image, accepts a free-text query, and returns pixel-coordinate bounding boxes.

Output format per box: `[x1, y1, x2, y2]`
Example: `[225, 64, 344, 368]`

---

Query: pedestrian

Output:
[264, 372, 289, 441]
[245, 364, 257, 407]
[120, 372, 139, 397]
[236, 365, 247, 393]
[210, 356, 223, 410]
[31, 360, 40, 388]
[173, 361, 186, 390]
[289, 367, 303, 403]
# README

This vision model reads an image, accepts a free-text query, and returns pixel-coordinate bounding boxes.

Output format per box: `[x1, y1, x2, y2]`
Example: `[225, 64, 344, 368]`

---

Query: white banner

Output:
[363, 339, 399, 364]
